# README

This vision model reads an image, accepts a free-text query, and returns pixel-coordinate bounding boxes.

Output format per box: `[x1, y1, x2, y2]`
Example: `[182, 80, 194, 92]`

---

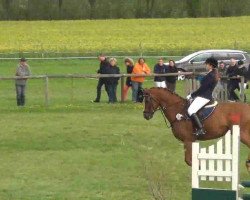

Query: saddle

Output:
[197, 100, 218, 121]
[176, 100, 218, 122]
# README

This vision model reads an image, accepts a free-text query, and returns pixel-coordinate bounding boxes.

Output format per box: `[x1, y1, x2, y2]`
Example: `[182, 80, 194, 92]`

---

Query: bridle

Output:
[143, 93, 187, 128]
[143, 93, 161, 115]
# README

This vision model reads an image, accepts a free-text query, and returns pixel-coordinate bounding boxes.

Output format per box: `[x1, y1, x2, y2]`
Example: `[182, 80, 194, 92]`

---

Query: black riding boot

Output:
[191, 113, 206, 136]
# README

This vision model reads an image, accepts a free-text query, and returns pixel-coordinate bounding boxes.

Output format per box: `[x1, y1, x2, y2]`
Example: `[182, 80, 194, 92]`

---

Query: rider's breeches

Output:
[187, 97, 210, 116]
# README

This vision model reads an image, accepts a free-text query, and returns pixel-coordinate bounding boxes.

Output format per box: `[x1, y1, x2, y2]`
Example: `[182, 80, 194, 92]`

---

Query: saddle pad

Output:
[198, 104, 217, 121]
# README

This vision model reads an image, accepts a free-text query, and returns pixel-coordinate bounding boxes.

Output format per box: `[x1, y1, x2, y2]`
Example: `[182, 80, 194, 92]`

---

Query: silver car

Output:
[174, 49, 250, 72]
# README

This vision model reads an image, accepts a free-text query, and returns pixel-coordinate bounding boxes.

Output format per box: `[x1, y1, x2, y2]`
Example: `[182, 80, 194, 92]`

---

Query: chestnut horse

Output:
[143, 87, 250, 166]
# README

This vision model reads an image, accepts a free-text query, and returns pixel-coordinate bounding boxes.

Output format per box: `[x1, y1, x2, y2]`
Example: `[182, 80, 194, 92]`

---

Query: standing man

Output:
[226, 58, 240, 101]
[93, 54, 110, 103]
[153, 58, 167, 88]
[212, 61, 227, 99]
[15, 58, 31, 106]
[106, 58, 120, 103]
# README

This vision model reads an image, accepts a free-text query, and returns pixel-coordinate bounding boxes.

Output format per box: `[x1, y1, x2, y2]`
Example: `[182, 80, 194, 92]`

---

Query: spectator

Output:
[237, 60, 248, 102]
[106, 58, 120, 103]
[165, 60, 178, 92]
[154, 58, 167, 88]
[15, 58, 31, 106]
[245, 63, 250, 81]
[212, 61, 227, 99]
[93, 53, 110, 103]
[226, 58, 240, 101]
[238, 60, 248, 87]
[123, 58, 134, 100]
[131, 58, 151, 102]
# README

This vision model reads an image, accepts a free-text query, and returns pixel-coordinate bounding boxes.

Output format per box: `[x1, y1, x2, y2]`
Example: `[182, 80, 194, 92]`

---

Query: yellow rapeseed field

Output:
[0, 17, 250, 54]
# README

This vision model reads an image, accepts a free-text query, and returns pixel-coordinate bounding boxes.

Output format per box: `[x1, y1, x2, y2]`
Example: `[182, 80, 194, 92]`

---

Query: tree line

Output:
[0, 0, 250, 20]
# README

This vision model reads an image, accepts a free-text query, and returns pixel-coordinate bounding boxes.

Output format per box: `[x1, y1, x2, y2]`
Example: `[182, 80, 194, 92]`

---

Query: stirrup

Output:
[195, 129, 206, 136]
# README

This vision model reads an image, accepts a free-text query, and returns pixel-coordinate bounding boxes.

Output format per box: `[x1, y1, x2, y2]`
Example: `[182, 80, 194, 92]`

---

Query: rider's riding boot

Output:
[191, 113, 206, 136]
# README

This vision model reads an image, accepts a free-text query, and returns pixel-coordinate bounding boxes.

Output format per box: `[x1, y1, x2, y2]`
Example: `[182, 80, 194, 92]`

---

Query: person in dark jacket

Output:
[106, 58, 120, 103]
[93, 54, 110, 103]
[154, 58, 166, 88]
[165, 60, 178, 92]
[212, 61, 227, 99]
[226, 58, 240, 101]
[123, 58, 134, 100]
[186, 57, 218, 136]
[237, 60, 248, 102]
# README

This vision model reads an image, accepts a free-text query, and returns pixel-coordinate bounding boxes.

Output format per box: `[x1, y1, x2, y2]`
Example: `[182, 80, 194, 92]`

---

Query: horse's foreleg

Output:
[184, 142, 192, 166]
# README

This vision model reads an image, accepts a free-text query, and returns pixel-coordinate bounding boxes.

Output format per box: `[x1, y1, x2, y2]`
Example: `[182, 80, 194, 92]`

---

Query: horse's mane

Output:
[149, 87, 186, 101]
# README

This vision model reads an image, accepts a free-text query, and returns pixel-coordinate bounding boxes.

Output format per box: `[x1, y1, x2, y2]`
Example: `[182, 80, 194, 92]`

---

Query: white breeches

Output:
[155, 81, 166, 88]
[187, 97, 210, 116]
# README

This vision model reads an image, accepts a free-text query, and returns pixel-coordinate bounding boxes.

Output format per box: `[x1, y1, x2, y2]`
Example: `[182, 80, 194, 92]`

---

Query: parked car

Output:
[171, 49, 250, 73]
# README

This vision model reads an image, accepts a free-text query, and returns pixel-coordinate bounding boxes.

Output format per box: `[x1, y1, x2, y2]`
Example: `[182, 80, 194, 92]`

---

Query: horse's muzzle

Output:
[143, 111, 153, 120]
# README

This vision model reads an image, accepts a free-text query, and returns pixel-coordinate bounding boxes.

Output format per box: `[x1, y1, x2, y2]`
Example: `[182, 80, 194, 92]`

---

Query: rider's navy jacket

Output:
[191, 69, 218, 100]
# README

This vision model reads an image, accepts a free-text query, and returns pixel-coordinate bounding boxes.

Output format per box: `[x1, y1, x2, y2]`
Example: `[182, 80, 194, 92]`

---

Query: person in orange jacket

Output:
[131, 57, 151, 102]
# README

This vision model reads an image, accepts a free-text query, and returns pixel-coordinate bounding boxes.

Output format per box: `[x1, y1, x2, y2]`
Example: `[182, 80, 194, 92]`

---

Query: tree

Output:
[135, 0, 144, 18]
[88, 0, 96, 19]
[3, 0, 12, 19]
[58, 0, 63, 18]
[186, 0, 200, 17]
[146, 0, 155, 18]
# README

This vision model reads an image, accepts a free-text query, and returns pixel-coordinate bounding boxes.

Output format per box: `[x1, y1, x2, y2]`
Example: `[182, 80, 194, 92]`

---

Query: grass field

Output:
[0, 58, 250, 199]
[1, 17, 250, 55]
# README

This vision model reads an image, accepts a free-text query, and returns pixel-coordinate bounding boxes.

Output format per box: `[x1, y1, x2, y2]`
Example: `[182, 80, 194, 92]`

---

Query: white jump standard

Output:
[192, 125, 240, 200]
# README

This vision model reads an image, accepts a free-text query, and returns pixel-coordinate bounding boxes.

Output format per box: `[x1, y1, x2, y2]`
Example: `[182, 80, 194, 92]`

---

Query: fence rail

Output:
[0, 72, 245, 106]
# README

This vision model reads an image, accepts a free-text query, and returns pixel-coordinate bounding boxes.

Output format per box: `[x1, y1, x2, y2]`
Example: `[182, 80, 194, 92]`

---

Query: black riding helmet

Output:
[205, 57, 218, 68]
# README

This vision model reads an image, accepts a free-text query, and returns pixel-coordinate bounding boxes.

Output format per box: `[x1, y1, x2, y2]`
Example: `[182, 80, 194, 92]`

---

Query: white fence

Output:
[192, 125, 240, 199]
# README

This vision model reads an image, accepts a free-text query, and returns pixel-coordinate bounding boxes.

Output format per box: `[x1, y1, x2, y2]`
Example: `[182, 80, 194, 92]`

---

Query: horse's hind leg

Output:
[240, 130, 250, 148]
[240, 130, 250, 171]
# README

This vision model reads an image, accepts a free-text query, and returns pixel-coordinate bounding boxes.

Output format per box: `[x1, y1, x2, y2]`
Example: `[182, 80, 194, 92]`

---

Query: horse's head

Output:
[143, 89, 160, 120]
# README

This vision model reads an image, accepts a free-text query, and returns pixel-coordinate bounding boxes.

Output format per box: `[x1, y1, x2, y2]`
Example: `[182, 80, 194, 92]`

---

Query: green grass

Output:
[1, 17, 250, 55]
[0, 59, 249, 200]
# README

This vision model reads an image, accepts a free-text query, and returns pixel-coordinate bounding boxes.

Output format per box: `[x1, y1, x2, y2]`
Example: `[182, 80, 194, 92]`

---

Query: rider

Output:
[186, 57, 219, 136]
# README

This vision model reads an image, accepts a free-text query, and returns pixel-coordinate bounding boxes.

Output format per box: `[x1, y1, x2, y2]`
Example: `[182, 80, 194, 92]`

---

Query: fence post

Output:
[44, 76, 49, 106]
[121, 75, 125, 103]
[71, 77, 74, 103]
[224, 82, 228, 101]
[240, 76, 245, 102]
[232, 125, 240, 192]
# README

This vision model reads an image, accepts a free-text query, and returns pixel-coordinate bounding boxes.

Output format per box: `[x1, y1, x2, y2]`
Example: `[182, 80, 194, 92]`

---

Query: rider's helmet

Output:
[205, 57, 218, 68]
